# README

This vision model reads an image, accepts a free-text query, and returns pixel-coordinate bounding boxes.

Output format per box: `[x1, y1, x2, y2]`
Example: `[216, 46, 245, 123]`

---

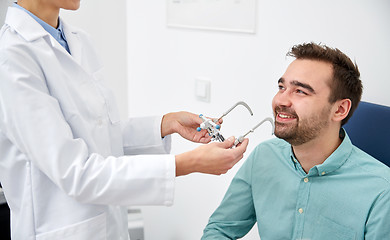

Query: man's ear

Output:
[332, 99, 351, 122]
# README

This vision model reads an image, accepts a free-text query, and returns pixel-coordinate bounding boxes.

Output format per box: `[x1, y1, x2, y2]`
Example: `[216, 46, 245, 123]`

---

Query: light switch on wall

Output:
[195, 78, 211, 102]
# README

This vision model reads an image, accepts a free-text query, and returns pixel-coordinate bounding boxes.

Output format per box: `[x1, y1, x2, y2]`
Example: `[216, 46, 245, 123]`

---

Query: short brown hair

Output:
[287, 42, 363, 125]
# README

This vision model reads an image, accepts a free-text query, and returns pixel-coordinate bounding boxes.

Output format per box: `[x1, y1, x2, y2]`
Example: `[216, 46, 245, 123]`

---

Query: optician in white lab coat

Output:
[0, 1, 249, 239]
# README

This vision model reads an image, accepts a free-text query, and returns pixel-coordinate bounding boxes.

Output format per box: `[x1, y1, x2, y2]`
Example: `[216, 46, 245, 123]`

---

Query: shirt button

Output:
[304, 177, 309, 183]
[321, 171, 326, 176]
[298, 208, 304, 214]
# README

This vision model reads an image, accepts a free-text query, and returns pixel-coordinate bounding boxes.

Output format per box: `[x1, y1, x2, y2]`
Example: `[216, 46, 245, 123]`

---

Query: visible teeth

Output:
[279, 113, 293, 119]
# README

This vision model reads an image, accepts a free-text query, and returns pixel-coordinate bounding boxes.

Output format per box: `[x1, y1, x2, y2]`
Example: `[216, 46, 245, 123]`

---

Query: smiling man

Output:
[202, 43, 390, 240]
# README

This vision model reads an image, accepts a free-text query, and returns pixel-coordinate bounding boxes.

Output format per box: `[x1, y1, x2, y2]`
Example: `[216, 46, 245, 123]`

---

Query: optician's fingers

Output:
[232, 138, 249, 155]
[197, 131, 213, 143]
[216, 136, 235, 149]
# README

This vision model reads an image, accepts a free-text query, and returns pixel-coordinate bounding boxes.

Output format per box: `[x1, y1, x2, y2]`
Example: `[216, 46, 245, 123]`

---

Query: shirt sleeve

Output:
[202, 153, 257, 239]
[365, 188, 390, 239]
[122, 116, 172, 155]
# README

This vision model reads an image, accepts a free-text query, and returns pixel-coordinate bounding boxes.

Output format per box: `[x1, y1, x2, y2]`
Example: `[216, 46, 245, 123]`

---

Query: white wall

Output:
[127, 0, 390, 240]
[0, 0, 12, 25]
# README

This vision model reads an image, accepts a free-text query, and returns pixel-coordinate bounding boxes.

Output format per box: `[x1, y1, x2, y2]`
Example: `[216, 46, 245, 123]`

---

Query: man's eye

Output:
[296, 89, 307, 95]
[278, 85, 284, 90]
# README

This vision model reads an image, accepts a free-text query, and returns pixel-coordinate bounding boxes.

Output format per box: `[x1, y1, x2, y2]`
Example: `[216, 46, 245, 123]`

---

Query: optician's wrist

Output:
[161, 112, 176, 138]
[175, 150, 197, 177]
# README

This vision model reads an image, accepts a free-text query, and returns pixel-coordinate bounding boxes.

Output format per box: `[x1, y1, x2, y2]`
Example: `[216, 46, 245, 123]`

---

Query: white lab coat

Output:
[0, 7, 175, 240]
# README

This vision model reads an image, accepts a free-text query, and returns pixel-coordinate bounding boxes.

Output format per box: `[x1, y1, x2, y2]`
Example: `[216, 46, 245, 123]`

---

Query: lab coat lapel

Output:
[62, 21, 83, 66]
[61, 19, 103, 74]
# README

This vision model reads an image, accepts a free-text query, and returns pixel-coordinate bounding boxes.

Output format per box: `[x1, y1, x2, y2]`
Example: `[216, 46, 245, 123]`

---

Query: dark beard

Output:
[274, 106, 331, 146]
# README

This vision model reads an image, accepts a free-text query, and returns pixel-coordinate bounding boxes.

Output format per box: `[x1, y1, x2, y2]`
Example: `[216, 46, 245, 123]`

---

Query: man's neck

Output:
[292, 127, 342, 173]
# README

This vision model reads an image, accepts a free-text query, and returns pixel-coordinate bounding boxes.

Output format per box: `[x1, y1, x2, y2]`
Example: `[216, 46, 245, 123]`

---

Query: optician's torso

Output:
[0, 7, 140, 240]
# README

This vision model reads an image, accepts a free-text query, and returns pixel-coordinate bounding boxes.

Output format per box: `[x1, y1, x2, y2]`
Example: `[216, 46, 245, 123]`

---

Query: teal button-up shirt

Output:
[203, 130, 390, 240]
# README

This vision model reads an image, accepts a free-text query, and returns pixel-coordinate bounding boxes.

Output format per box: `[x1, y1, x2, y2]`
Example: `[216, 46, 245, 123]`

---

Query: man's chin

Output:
[274, 131, 299, 144]
[274, 125, 295, 138]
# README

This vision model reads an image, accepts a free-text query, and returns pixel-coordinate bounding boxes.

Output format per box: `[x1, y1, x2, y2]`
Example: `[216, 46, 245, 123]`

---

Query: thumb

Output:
[219, 136, 235, 149]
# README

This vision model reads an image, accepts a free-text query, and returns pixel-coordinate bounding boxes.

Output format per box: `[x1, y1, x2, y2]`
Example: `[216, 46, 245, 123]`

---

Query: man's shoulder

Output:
[348, 145, 390, 186]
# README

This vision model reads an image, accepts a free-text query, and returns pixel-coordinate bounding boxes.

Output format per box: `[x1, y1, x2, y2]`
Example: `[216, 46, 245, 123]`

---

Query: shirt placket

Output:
[293, 176, 311, 239]
[292, 162, 312, 240]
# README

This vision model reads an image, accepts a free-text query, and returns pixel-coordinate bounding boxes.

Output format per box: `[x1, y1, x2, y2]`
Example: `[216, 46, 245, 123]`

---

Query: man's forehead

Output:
[281, 59, 333, 89]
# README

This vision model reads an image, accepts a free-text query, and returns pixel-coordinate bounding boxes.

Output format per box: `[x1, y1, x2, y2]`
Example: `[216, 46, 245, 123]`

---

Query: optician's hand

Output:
[175, 137, 249, 176]
[161, 111, 222, 144]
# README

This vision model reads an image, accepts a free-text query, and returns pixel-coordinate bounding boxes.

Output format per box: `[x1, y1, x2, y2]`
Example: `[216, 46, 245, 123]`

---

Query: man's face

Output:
[272, 59, 334, 146]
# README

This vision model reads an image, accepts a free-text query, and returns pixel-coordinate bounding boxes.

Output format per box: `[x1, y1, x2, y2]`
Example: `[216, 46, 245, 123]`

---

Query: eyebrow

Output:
[278, 78, 316, 94]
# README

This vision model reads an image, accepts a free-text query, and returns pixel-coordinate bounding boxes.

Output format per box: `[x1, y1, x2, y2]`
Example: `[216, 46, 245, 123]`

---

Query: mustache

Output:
[274, 106, 298, 118]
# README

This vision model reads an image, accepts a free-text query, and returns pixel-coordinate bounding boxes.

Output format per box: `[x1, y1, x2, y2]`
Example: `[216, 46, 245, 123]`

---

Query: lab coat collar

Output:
[5, 7, 49, 42]
[5, 7, 84, 65]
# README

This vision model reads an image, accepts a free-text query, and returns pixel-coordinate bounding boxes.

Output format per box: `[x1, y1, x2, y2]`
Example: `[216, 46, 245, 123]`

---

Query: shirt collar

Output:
[57, 18, 67, 41]
[289, 128, 353, 177]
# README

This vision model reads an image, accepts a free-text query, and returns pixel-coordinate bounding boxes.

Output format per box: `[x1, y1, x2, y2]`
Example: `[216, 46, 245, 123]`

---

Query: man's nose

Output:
[274, 91, 292, 107]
